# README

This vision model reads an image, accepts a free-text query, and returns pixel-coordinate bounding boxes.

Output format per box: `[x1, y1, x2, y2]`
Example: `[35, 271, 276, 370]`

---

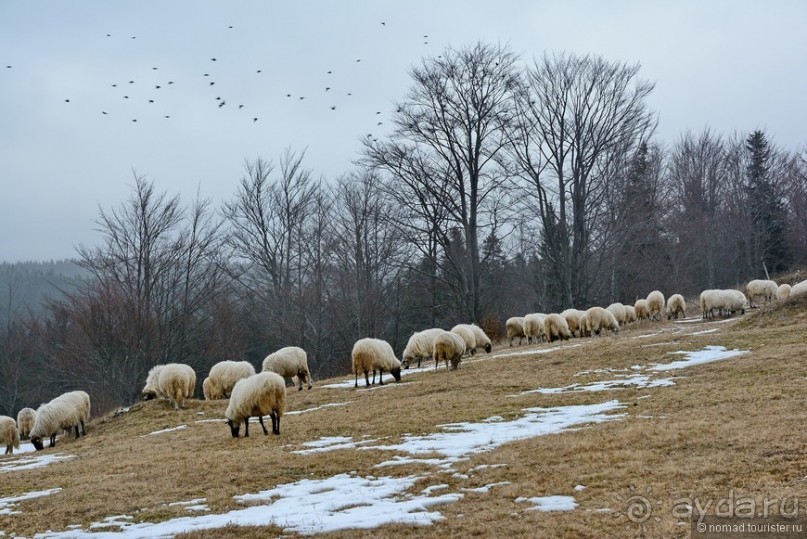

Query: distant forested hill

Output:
[0, 260, 87, 324]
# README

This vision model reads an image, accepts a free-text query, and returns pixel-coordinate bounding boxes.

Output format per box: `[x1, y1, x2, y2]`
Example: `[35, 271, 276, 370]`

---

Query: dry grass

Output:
[2, 295, 807, 538]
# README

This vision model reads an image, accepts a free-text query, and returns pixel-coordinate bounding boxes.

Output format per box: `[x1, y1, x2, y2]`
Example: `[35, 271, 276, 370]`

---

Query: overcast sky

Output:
[2, 0, 805, 263]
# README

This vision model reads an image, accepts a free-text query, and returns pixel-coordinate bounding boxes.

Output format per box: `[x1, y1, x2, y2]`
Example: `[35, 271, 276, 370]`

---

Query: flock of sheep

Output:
[2, 277, 805, 454]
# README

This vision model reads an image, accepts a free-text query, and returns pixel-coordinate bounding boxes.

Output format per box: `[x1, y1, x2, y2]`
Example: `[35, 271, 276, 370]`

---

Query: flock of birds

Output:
[6, 21, 434, 136]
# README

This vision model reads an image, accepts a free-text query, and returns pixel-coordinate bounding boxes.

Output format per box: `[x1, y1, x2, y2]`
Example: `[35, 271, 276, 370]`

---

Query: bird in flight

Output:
[209, 81, 215, 86]
[238, 104, 244, 109]
[253, 117, 258, 122]
[218, 100, 225, 108]
[102, 111, 107, 115]
[331, 105, 336, 110]
[211, 58, 216, 62]
[64, 99, 70, 102]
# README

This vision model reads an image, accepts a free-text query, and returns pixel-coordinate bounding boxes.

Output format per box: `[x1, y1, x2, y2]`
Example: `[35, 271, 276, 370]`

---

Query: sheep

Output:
[432, 331, 466, 371]
[624, 305, 638, 323]
[544, 313, 572, 343]
[1, 416, 20, 455]
[746, 279, 779, 307]
[262, 347, 313, 391]
[506, 317, 527, 346]
[634, 299, 650, 321]
[560, 309, 583, 337]
[449, 324, 477, 355]
[225, 371, 286, 437]
[402, 328, 445, 368]
[141, 363, 196, 409]
[585, 306, 620, 336]
[466, 324, 492, 353]
[30, 390, 91, 451]
[791, 279, 807, 297]
[666, 294, 687, 320]
[606, 303, 627, 326]
[203, 361, 256, 400]
[352, 337, 402, 388]
[701, 289, 747, 318]
[700, 289, 718, 319]
[16, 407, 36, 440]
[578, 311, 590, 337]
[776, 284, 791, 301]
[646, 291, 665, 321]
[523, 313, 547, 344]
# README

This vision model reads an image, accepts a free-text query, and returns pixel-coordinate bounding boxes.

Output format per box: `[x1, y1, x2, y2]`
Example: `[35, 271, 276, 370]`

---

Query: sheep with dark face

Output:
[352, 338, 402, 388]
[262, 347, 313, 391]
[141, 363, 196, 409]
[203, 361, 256, 400]
[30, 391, 90, 451]
[402, 328, 444, 368]
[666, 294, 686, 320]
[225, 371, 286, 438]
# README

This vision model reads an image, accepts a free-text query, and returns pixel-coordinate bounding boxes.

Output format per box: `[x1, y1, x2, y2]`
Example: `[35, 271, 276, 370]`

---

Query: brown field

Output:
[1, 295, 806, 538]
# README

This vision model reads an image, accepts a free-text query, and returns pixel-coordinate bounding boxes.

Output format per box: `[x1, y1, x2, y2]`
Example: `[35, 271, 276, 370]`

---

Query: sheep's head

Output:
[484, 343, 492, 353]
[141, 388, 157, 401]
[31, 436, 44, 451]
[390, 367, 402, 382]
[227, 419, 240, 438]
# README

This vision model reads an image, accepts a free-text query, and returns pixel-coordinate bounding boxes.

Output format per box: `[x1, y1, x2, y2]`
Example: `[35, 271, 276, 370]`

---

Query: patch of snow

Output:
[293, 436, 377, 455]
[469, 464, 508, 472]
[0, 488, 61, 515]
[89, 516, 134, 530]
[0, 454, 75, 474]
[683, 328, 720, 336]
[516, 495, 578, 512]
[286, 402, 351, 415]
[185, 505, 209, 512]
[421, 484, 449, 495]
[194, 419, 225, 424]
[488, 344, 580, 361]
[461, 481, 510, 493]
[141, 425, 187, 437]
[374, 456, 455, 470]
[574, 485, 586, 491]
[521, 375, 675, 395]
[167, 499, 206, 507]
[632, 332, 662, 339]
[649, 345, 749, 372]
[575, 367, 630, 377]
[641, 341, 677, 348]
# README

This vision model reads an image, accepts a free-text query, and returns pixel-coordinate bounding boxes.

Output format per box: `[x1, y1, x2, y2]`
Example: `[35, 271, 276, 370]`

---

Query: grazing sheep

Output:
[432, 331, 466, 371]
[225, 371, 286, 437]
[466, 324, 492, 353]
[666, 294, 687, 320]
[624, 305, 638, 323]
[262, 347, 313, 391]
[523, 313, 547, 344]
[701, 289, 747, 318]
[1, 416, 20, 455]
[776, 284, 791, 301]
[585, 306, 620, 336]
[203, 361, 256, 400]
[449, 324, 477, 355]
[646, 291, 665, 321]
[560, 309, 583, 337]
[352, 337, 402, 388]
[544, 313, 572, 343]
[791, 279, 807, 297]
[506, 317, 527, 346]
[606, 303, 627, 326]
[402, 328, 445, 368]
[578, 312, 590, 337]
[30, 390, 91, 451]
[142, 363, 197, 409]
[746, 279, 779, 307]
[16, 407, 36, 440]
[634, 299, 650, 321]
[700, 289, 718, 319]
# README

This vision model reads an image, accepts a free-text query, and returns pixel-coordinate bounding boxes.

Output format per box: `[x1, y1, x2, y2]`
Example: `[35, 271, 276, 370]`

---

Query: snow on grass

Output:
[0, 453, 76, 474]
[487, 344, 580, 361]
[521, 375, 676, 395]
[574, 485, 586, 491]
[364, 401, 626, 469]
[88, 516, 134, 530]
[516, 495, 578, 512]
[461, 481, 510, 493]
[632, 332, 663, 339]
[140, 425, 187, 437]
[648, 345, 749, 372]
[292, 436, 378, 455]
[683, 328, 720, 336]
[0, 488, 61, 515]
[286, 402, 351, 415]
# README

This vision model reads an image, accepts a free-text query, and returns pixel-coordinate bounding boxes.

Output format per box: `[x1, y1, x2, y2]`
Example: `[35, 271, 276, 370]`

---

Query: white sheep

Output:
[746, 279, 779, 307]
[606, 303, 627, 326]
[203, 361, 256, 400]
[225, 371, 286, 437]
[624, 305, 638, 323]
[449, 324, 477, 355]
[262, 346, 313, 391]
[585, 306, 620, 336]
[505, 317, 527, 346]
[352, 337, 402, 388]
[1, 415, 20, 455]
[666, 294, 686, 320]
[141, 363, 196, 409]
[578, 311, 590, 337]
[544, 313, 572, 343]
[559, 309, 583, 337]
[466, 324, 492, 353]
[523, 313, 547, 344]
[30, 390, 91, 451]
[16, 407, 36, 440]
[634, 299, 650, 321]
[402, 328, 445, 368]
[646, 290, 665, 321]
[791, 279, 807, 297]
[432, 331, 466, 371]
[701, 289, 747, 318]
[776, 284, 791, 301]
[700, 289, 718, 319]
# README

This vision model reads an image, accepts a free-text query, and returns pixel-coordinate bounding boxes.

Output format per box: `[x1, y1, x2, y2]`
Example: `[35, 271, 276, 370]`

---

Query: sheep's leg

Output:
[379, 369, 385, 385]
[355, 372, 359, 388]
[257, 415, 268, 436]
[364, 370, 371, 387]
[74, 425, 80, 438]
[417, 357, 422, 368]
[244, 417, 250, 437]
[50, 434, 56, 447]
[80, 420, 86, 436]
[271, 411, 280, 435]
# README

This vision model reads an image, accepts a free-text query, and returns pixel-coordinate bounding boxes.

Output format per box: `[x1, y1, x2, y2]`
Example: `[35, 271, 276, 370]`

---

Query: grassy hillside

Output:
[1, 296, 806, 538]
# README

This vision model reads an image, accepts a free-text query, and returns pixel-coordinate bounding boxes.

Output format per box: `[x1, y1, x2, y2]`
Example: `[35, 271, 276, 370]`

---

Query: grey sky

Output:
[2, 0, 805, 262]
